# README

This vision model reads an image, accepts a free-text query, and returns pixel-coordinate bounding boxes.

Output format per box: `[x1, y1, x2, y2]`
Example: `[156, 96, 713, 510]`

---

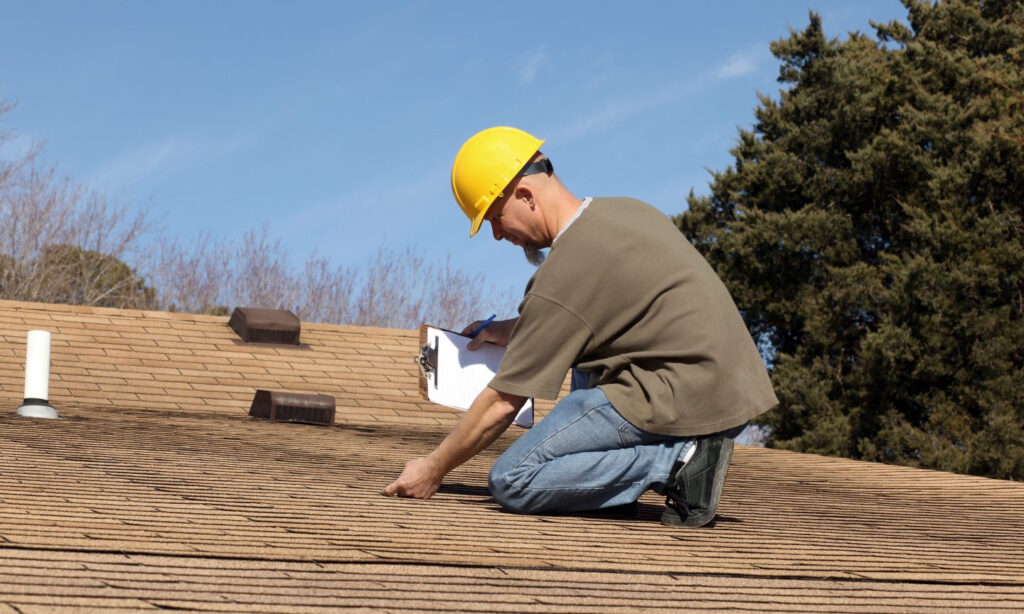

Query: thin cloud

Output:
[518, 47, 548, 85]
[89, 130, 253, 189]
[534, 43, 766, 147]
[715, 45, 765, 80]
[550, 82, 698, 144]
[280, 163, 449, 251]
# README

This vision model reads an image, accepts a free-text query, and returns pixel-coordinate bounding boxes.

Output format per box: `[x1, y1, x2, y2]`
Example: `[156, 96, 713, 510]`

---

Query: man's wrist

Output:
[423, 451, 449, 479]
[497, 318, 518, 345]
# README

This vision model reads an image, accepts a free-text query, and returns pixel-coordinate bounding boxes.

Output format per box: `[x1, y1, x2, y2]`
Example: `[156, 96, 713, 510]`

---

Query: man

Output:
[383, 126, 777, 527]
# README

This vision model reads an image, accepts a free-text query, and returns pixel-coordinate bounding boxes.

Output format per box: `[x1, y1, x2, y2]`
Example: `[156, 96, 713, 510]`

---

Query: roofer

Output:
[383, 126, 778, 527]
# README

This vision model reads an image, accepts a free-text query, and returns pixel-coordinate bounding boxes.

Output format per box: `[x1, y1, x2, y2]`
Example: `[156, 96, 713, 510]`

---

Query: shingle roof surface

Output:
[1, 298, 1022, 613]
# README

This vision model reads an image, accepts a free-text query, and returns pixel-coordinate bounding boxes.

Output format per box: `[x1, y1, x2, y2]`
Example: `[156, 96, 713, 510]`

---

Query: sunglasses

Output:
[517, 158, 553, 177]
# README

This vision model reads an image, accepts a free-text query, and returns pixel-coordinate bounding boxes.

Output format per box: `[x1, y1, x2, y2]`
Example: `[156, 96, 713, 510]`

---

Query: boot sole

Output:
[660, 438, 734, 528]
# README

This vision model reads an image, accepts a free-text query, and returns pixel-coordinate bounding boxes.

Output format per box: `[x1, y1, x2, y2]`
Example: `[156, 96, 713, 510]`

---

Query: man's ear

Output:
[515, 184, 535, 208]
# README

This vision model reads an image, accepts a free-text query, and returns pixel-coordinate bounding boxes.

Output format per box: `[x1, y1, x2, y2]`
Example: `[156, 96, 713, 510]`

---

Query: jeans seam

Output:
[511, 478, 649, 494]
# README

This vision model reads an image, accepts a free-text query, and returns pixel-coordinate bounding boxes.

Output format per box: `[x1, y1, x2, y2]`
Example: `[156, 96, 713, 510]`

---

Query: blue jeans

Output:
[488, 381, 695, 514]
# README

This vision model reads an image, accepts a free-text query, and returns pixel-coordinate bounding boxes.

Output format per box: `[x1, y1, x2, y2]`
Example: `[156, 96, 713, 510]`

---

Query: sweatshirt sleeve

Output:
[488, 293, 593, 399]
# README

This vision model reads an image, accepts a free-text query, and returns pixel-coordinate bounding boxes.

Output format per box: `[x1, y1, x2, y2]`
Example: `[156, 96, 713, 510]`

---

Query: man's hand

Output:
[382, 457, 443, 499]
[462, 317, 517, 350]
[382, 387, 525, 501]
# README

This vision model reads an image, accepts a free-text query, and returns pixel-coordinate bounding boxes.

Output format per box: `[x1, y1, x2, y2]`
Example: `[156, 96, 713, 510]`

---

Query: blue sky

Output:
[1, 0, 907, 315]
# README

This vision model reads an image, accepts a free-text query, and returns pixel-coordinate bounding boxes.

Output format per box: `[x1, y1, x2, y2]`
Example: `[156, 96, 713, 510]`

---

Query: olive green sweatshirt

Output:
[490, 197, 777, 436]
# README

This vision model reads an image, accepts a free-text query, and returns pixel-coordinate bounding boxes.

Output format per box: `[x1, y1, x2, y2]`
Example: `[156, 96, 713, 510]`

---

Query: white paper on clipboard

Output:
[418, 326, 534, 428]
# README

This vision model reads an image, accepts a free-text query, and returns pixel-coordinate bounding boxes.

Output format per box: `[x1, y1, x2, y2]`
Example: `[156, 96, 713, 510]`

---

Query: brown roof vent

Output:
[229, 307, 300, 345]
[249, 390, 335, 426]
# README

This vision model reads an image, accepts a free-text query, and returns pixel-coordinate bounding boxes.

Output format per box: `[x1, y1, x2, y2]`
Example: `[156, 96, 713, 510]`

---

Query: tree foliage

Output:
[5, 244, 156, 308]
[677, 0, 1024, 479]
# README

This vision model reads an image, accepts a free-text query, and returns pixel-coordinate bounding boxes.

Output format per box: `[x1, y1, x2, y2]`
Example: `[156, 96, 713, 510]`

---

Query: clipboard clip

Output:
[415, 335, 439, 388]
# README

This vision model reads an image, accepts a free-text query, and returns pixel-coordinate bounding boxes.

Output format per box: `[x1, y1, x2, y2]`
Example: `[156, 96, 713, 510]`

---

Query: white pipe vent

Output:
[17, 330, 58, 419]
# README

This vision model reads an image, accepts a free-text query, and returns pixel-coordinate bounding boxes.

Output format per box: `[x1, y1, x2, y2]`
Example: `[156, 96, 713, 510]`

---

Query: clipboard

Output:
[415, 325, 534, 428]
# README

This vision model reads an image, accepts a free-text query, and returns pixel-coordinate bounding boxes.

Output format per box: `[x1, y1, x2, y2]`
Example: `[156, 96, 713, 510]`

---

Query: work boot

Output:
[661, 436, 734, 528]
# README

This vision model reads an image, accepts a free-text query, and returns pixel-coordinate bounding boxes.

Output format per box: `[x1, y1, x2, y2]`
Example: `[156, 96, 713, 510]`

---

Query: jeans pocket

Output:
[617, 420, 648, 448]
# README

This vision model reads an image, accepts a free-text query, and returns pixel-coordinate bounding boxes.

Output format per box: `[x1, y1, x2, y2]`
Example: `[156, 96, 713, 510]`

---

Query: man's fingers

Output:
[385, 457, 442, 499]
[460, 320, 483, 336]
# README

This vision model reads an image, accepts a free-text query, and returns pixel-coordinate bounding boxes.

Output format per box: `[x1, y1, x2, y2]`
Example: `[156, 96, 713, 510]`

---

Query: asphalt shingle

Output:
[1, 299, 1022, 612]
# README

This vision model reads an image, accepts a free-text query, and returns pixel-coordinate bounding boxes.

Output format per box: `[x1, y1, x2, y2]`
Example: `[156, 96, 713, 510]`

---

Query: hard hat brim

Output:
[470, 210, 486, 237]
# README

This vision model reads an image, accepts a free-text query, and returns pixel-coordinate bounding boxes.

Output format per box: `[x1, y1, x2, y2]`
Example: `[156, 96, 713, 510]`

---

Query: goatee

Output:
[523, 245, 546, 267]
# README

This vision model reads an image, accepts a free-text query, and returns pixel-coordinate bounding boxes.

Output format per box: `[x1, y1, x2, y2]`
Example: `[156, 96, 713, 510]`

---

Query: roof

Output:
[1, 298, 1022, 612]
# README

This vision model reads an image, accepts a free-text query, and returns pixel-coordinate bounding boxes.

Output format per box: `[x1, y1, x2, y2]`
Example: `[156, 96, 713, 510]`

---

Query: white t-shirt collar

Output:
[553, 197, 593, 243]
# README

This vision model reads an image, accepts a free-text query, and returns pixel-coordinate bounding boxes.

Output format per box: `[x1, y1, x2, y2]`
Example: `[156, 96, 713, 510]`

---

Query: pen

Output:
[468, 314, 497, 338]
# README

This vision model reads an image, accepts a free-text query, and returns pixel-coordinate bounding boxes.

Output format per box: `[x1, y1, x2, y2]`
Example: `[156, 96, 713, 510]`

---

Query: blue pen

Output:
[468, 314, 497, 338]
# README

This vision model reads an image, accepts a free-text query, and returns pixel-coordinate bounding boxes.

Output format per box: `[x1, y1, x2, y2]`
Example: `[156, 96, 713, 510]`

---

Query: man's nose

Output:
[490, 221, 503, 241]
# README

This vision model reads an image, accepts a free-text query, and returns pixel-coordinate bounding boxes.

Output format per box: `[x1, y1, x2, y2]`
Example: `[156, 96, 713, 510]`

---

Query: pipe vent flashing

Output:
[249, 390, 335, 426]
[229, 307, 300, 345]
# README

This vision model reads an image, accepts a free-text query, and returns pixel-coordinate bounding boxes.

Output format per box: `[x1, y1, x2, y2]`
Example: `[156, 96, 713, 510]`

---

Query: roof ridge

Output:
[0, 298, 419, 335]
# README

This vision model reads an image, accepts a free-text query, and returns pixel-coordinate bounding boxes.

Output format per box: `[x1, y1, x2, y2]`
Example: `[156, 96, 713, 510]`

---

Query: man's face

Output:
[484, 190, 531, 247]
[484, 181, 546, 266]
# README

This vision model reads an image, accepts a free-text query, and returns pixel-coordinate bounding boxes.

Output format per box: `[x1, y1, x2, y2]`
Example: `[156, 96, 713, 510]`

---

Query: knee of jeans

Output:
[488, 464, 538, 514]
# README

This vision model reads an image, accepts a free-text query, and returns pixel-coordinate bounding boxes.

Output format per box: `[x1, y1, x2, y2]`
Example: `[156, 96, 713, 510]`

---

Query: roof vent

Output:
[17, 330, 58, 419]
[249, 390, 335, 426]
[229, 307, 300, 345]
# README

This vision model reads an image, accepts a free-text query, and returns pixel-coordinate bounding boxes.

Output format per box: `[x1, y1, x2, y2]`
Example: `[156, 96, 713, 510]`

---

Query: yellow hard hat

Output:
[451, 126, 545, 237]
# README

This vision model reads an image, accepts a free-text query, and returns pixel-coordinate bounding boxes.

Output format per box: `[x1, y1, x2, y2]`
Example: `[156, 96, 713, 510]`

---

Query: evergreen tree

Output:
[0, 245, 155, 310]
[35, 244, 156, 309]
[678, 0, 1023, 479]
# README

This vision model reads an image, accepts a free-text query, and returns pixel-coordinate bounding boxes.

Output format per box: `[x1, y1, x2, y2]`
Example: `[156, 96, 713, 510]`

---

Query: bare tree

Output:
[0, 103, 153, 308]
[2, 100, 515, 328]
[147, 228, 516, 330]
[146, 233, 231, 314]
[298, 251, 356, 325]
